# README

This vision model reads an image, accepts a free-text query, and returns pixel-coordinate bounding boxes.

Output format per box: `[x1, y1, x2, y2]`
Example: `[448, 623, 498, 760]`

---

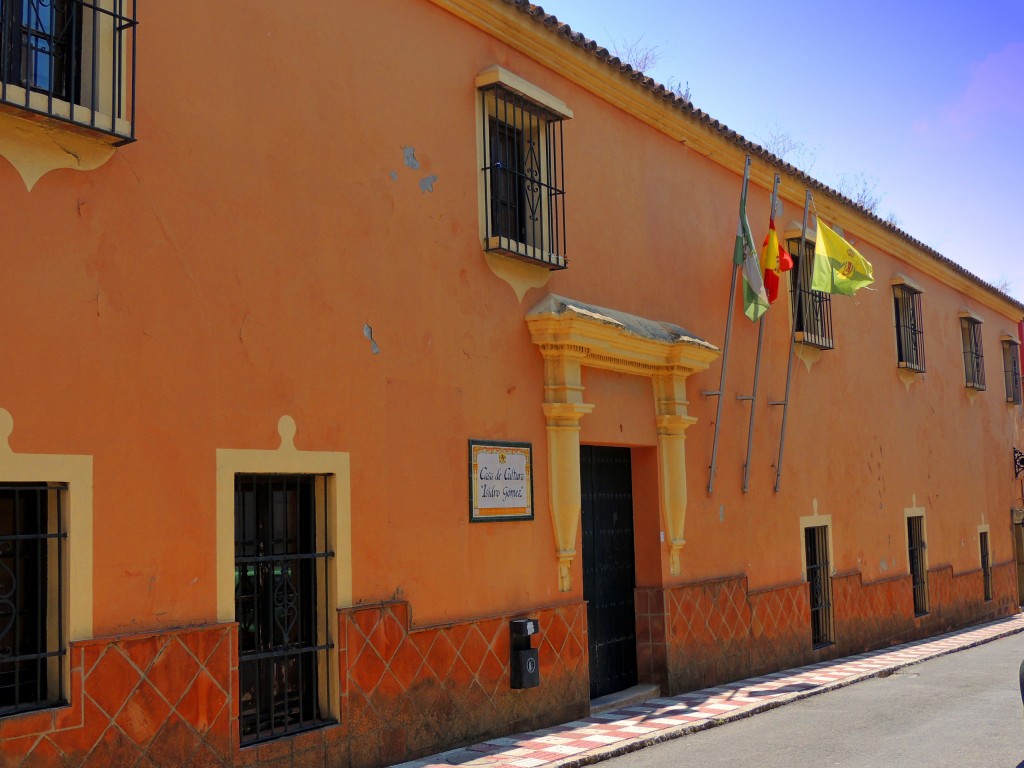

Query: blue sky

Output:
[537, 0, 1024, 303]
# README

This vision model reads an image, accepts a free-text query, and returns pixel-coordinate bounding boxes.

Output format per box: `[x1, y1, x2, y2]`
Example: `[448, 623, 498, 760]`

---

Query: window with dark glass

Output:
[480, 83, 566, 270]
[907, 515, 928, 615]
[0, 0, 136, 140]
[804, 525, 833, 648]
[1, 0, 80, 101]
[786, 236, 833, 350]
[1003, 339, 1022, 405]
[960, 316, 985, 390]
[0, 482, 66, 717]
[235, 474, 334, 745]
[894, 284, 925, 372]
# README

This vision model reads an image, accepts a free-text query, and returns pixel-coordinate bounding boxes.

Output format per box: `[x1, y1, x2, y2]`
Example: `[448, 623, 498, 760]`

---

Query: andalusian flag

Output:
[760, 215, 793, 304]
[735, 184, 768, 321]
[811, 219, 874, 296]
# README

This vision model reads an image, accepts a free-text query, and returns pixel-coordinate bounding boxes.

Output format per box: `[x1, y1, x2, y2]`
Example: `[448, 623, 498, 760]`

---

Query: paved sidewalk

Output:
[398, 613, 1024, 768]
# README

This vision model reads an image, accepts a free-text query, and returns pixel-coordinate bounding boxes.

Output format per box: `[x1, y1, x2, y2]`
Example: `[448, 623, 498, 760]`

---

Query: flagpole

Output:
[771, 189, 811, 492]
[704, 155, 751, 495]
[739, 173, 780, 493]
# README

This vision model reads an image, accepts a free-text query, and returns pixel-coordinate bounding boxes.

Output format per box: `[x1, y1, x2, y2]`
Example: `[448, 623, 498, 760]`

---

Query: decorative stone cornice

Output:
[527, 294, 720, 376]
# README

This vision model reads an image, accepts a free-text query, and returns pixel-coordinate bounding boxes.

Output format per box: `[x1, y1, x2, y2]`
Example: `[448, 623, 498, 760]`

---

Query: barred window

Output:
[0, 482, 67, 716]
[980, 531, 991, 602]
[804, 525, 833, 648]
[960, 316, 985, 390]
[786, 237, 833, 350]
[0, 0, 136, 140]
[1003, 339, 1022, 405]
[235, 474, 334, 744]
[894, 284, 925, 372]
[907, 515, 928, 616]
[1, 0, 79, 101]
[479, 81, 566, 270]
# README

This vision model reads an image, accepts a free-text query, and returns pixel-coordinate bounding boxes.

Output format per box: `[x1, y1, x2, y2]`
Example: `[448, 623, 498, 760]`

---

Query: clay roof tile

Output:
[498, 0, 1022, 311]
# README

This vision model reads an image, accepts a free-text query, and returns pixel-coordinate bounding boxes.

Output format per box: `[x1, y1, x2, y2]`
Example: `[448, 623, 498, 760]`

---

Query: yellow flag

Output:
[811, 219, 874, 296]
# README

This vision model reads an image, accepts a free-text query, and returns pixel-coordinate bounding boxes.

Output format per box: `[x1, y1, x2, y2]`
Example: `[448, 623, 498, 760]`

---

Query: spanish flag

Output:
[760, 216, 793, 304]
[811, 219, 874, 296]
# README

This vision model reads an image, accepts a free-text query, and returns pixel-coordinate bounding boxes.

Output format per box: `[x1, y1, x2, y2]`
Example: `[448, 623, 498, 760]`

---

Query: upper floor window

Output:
[893, 282, 925, 372]
[0, 0, 136, 141]
[960, 315, 985, 390]
[786, 236, 833, 350]
[1004, 338, 1022, 405]
[0, 482, 67, 717]
[477, 67, 569, 270]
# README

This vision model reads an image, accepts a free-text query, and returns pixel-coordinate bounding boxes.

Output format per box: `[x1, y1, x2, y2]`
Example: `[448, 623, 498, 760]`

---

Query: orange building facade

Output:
[1, 1, 1023, 766]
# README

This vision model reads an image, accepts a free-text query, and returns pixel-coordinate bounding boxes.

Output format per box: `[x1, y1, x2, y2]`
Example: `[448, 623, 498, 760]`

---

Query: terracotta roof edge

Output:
[502, 1, 1024, 314]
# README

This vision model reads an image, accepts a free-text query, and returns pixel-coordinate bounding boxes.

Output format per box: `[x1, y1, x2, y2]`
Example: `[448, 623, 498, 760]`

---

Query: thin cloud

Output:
[943, 40, 1024, 138]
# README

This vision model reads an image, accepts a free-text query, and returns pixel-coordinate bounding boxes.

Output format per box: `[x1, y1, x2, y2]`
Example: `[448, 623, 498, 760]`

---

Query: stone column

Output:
[653, 371, 697, 575]
[539, 346, 593, 592]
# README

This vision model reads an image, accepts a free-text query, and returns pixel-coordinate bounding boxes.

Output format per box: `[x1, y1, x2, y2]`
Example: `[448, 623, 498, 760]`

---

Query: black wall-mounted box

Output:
[510, 618, 539, 637]
[511, 648, 540, 689]
[510, 618, 540, 689]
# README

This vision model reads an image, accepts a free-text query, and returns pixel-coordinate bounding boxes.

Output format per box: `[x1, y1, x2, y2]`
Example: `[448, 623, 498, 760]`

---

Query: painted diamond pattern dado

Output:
[830, 562, 1018, 656]
[637, 560, 1016, 697]
[0, 562, 1013, 768]
[339, 601, 588, 768]
[0, 625, 235, 768]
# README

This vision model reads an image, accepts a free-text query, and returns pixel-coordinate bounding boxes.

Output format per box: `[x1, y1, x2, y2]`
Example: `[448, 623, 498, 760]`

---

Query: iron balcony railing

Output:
[960, 317, 986, 390]
[894, 284, 925, 372]
[0, 0, 136, 142]
[1004, 341, 1023, 404]
[786, 238, 834, 350]
[480, 83, 567, 270]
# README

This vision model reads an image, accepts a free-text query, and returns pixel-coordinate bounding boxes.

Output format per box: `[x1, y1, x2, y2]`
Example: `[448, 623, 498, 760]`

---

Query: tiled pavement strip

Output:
[398, 613, 1024, 768]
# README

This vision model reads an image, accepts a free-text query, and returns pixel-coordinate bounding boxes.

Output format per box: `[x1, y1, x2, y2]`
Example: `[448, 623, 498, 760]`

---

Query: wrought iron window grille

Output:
[804, 525, 834, 649]
[980, 531, 992, 602]
[0, 0, 136, 142]
[907, 515, 928, 616]
[786, 238, 834, 350]
[234, 474, 335, 745]
[480, 83, 566, 270]
[894, 284, 925, 372]
[960, 317, 986, 391]
[0, 482, 67, 716]
[1003, 340, 1022, 405]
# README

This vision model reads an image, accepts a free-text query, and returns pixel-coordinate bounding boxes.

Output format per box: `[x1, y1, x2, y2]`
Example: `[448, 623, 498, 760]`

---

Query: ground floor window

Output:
[0, 482, 66, 715]
[235, 474, 334, 744]
[907, 515, 928, 615]
[804, 525, 833, 648]
[980, 531, 992, 602]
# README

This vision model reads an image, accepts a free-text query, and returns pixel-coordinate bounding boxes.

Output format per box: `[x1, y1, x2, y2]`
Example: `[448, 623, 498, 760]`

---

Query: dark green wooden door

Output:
[581, 446, 637, 699]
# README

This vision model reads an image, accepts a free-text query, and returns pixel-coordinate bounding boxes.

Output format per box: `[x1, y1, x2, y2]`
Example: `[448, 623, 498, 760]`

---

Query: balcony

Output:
[0, 0, 136, 144]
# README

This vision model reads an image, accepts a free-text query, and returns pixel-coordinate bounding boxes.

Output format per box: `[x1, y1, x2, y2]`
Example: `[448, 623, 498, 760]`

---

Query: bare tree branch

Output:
[610, 35, 661, 73]
[753, 124, 818, 172]
[835, 172, 884, 214]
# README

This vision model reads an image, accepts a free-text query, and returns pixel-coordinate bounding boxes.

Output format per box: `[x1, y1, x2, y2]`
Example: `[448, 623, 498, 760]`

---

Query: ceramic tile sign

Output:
[469, 440, 534, 521]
